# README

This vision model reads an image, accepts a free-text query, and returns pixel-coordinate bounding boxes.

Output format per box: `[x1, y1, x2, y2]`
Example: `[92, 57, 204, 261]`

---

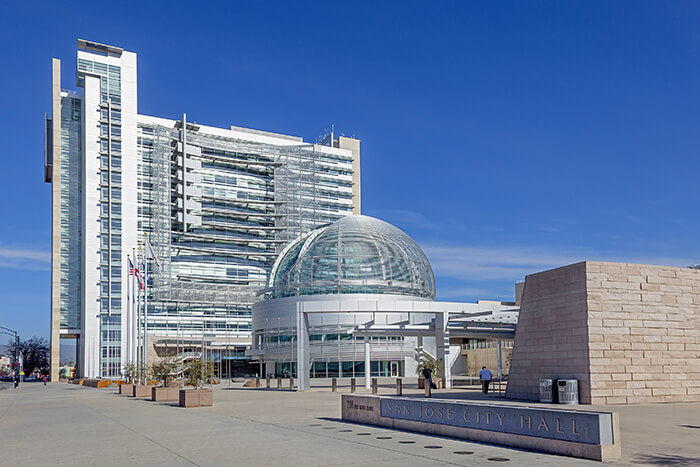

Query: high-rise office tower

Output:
[45, 40, 360, 380]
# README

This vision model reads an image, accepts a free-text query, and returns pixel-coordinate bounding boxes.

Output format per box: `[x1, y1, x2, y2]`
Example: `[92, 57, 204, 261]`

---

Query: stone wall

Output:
[506, 261, 700, 404]
[505, 262, 591, 402]
[586, 262, 700, 404]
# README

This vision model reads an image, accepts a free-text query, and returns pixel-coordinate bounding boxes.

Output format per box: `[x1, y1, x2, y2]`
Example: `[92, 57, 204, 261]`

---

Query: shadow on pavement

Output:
[632, 454, 700, 466]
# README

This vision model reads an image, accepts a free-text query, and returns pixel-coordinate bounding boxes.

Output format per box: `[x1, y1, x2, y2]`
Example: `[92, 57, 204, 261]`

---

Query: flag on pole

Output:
[144, 236, 161, 270]
[128, 257, 135, 276]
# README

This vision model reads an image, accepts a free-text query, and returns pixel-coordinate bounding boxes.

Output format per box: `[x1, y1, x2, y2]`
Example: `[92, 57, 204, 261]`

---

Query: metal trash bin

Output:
[557, 379, 579, 404]
[539, 379, 553, 403]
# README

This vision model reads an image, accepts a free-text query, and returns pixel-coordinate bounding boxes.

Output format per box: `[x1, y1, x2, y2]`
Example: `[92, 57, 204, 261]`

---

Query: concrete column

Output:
[296, 304, 310, 391]
[436, 312, 452, 389]
[497, 339, 503, 380]
[417, 336, 424, 365]
[49, 58, 62, 382]
[364, 339, 371, 389]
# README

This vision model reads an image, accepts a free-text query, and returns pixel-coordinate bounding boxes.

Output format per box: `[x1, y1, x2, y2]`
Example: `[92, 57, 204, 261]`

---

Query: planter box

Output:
[179, 389, 213, 408]
[120, 383, 135, 395]
[418, 377, 443, 389]
[133, 385, 151, 398]
[152, 386, 179, 402]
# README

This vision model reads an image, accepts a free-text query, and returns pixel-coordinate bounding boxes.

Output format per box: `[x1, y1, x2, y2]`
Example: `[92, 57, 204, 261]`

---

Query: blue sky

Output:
[1, 1, 699, 341]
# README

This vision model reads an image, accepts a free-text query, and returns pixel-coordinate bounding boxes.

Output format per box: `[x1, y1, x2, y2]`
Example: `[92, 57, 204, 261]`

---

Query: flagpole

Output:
[126, 253, 131, 367]
[144, 242, 149, 372]
[136, 247, 142, 379]
[132, 249, 137, 367]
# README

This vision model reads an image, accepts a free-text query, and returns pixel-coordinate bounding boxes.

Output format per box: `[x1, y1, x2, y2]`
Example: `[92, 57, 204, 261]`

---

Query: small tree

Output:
[122, 362, 136, 383]
[123, 362, 147, 384]
[4, 336, 49, 377]
[416, 352, 443, 378]
[59, 368, 68, 379]
[183, 358, 214, 389]
[150, 358, 179, 387]
[134, 362, 148, 384]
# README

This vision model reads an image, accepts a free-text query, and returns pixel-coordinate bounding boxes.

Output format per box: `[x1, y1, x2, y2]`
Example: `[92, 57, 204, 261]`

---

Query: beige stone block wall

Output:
[506, 262, 591, 402]
[463, 347, 513, 376]
[506, 261, 700, 405]
[586, 262, 700, 404]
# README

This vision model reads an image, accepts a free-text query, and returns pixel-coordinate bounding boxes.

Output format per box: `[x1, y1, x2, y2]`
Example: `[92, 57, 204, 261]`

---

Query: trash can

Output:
[539, 379, 553, 403]
[557, 379, 578, 404]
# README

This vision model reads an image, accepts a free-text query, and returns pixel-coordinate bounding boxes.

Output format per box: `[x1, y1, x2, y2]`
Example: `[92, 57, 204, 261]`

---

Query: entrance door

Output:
[390, 361, 399, 377]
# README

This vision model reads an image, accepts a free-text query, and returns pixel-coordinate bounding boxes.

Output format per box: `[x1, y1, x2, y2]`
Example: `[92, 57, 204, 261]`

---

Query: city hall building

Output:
[251, 214, 519, 386]
[45, 40, 361, 380]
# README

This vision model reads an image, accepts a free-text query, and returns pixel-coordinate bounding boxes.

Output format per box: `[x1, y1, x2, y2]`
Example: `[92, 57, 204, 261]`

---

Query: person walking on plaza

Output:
[422, 367, 435, 395]
[43, 375, 47, 386]
[479, 366, 493, 394]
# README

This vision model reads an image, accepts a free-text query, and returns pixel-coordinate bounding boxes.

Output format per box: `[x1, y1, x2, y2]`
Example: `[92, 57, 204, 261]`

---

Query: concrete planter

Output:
[133, 385, 151, 398]
[120, 383, 134, 395]
[179, 389, 213, 408]
[152, 386, 179, 402]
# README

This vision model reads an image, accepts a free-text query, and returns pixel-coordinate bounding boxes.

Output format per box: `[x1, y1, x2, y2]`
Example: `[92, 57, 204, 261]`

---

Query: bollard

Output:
[350, 378, 356, 393]
[371, 378, 378, 395]
[425, 380, 431, 398]
[290, 377, 294, 390]
[266, 376, 270, 389]
[255, 376, 260, 388]
[396, 378, 402, 396]
[277, 377, 282, 389]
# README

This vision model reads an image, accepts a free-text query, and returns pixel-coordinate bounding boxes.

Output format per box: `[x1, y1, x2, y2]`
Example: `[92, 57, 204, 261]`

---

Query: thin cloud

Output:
[424, 244, 696, 283]
[0, 247, 51, 271]
[372, 209, 442, 230]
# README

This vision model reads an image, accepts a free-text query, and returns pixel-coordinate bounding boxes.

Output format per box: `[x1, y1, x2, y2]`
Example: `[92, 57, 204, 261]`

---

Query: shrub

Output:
[183, 359, 214, 389]
[415, 352, 443, 378]
[149, 358, 179, 387]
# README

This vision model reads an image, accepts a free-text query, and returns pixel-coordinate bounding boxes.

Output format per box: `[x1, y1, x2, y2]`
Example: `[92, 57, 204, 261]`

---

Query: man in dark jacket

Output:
[422, 367, 435, 394]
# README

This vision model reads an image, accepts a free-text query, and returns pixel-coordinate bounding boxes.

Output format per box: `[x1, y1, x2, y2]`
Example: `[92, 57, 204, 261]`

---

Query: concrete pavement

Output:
[1, 382, 699, 466]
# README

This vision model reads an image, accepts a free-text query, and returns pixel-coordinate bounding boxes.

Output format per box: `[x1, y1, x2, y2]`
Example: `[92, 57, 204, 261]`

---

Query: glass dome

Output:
[265, 215, 436, 299]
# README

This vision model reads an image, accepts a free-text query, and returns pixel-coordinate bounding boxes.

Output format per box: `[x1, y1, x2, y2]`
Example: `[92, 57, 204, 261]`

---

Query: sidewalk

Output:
[1, 382, 699, 466]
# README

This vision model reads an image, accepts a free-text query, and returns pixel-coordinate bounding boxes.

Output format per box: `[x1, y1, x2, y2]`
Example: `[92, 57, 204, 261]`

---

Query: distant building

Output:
[0, 356, 10, 376]
[45, 40, 361, 380]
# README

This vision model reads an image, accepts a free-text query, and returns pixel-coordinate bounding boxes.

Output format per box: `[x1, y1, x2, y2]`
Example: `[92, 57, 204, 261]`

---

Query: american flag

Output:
[128, 257, 135, 276]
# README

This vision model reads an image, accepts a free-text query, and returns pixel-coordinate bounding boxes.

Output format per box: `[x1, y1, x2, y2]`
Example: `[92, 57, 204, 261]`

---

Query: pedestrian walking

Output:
[422, 367, 435, 392]
[43, 375, 47, 386]
[479, 366, 493, 394]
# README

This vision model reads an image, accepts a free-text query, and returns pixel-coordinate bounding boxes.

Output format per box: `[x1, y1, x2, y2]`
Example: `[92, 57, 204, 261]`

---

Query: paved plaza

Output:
[1, 381, 700, 466]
